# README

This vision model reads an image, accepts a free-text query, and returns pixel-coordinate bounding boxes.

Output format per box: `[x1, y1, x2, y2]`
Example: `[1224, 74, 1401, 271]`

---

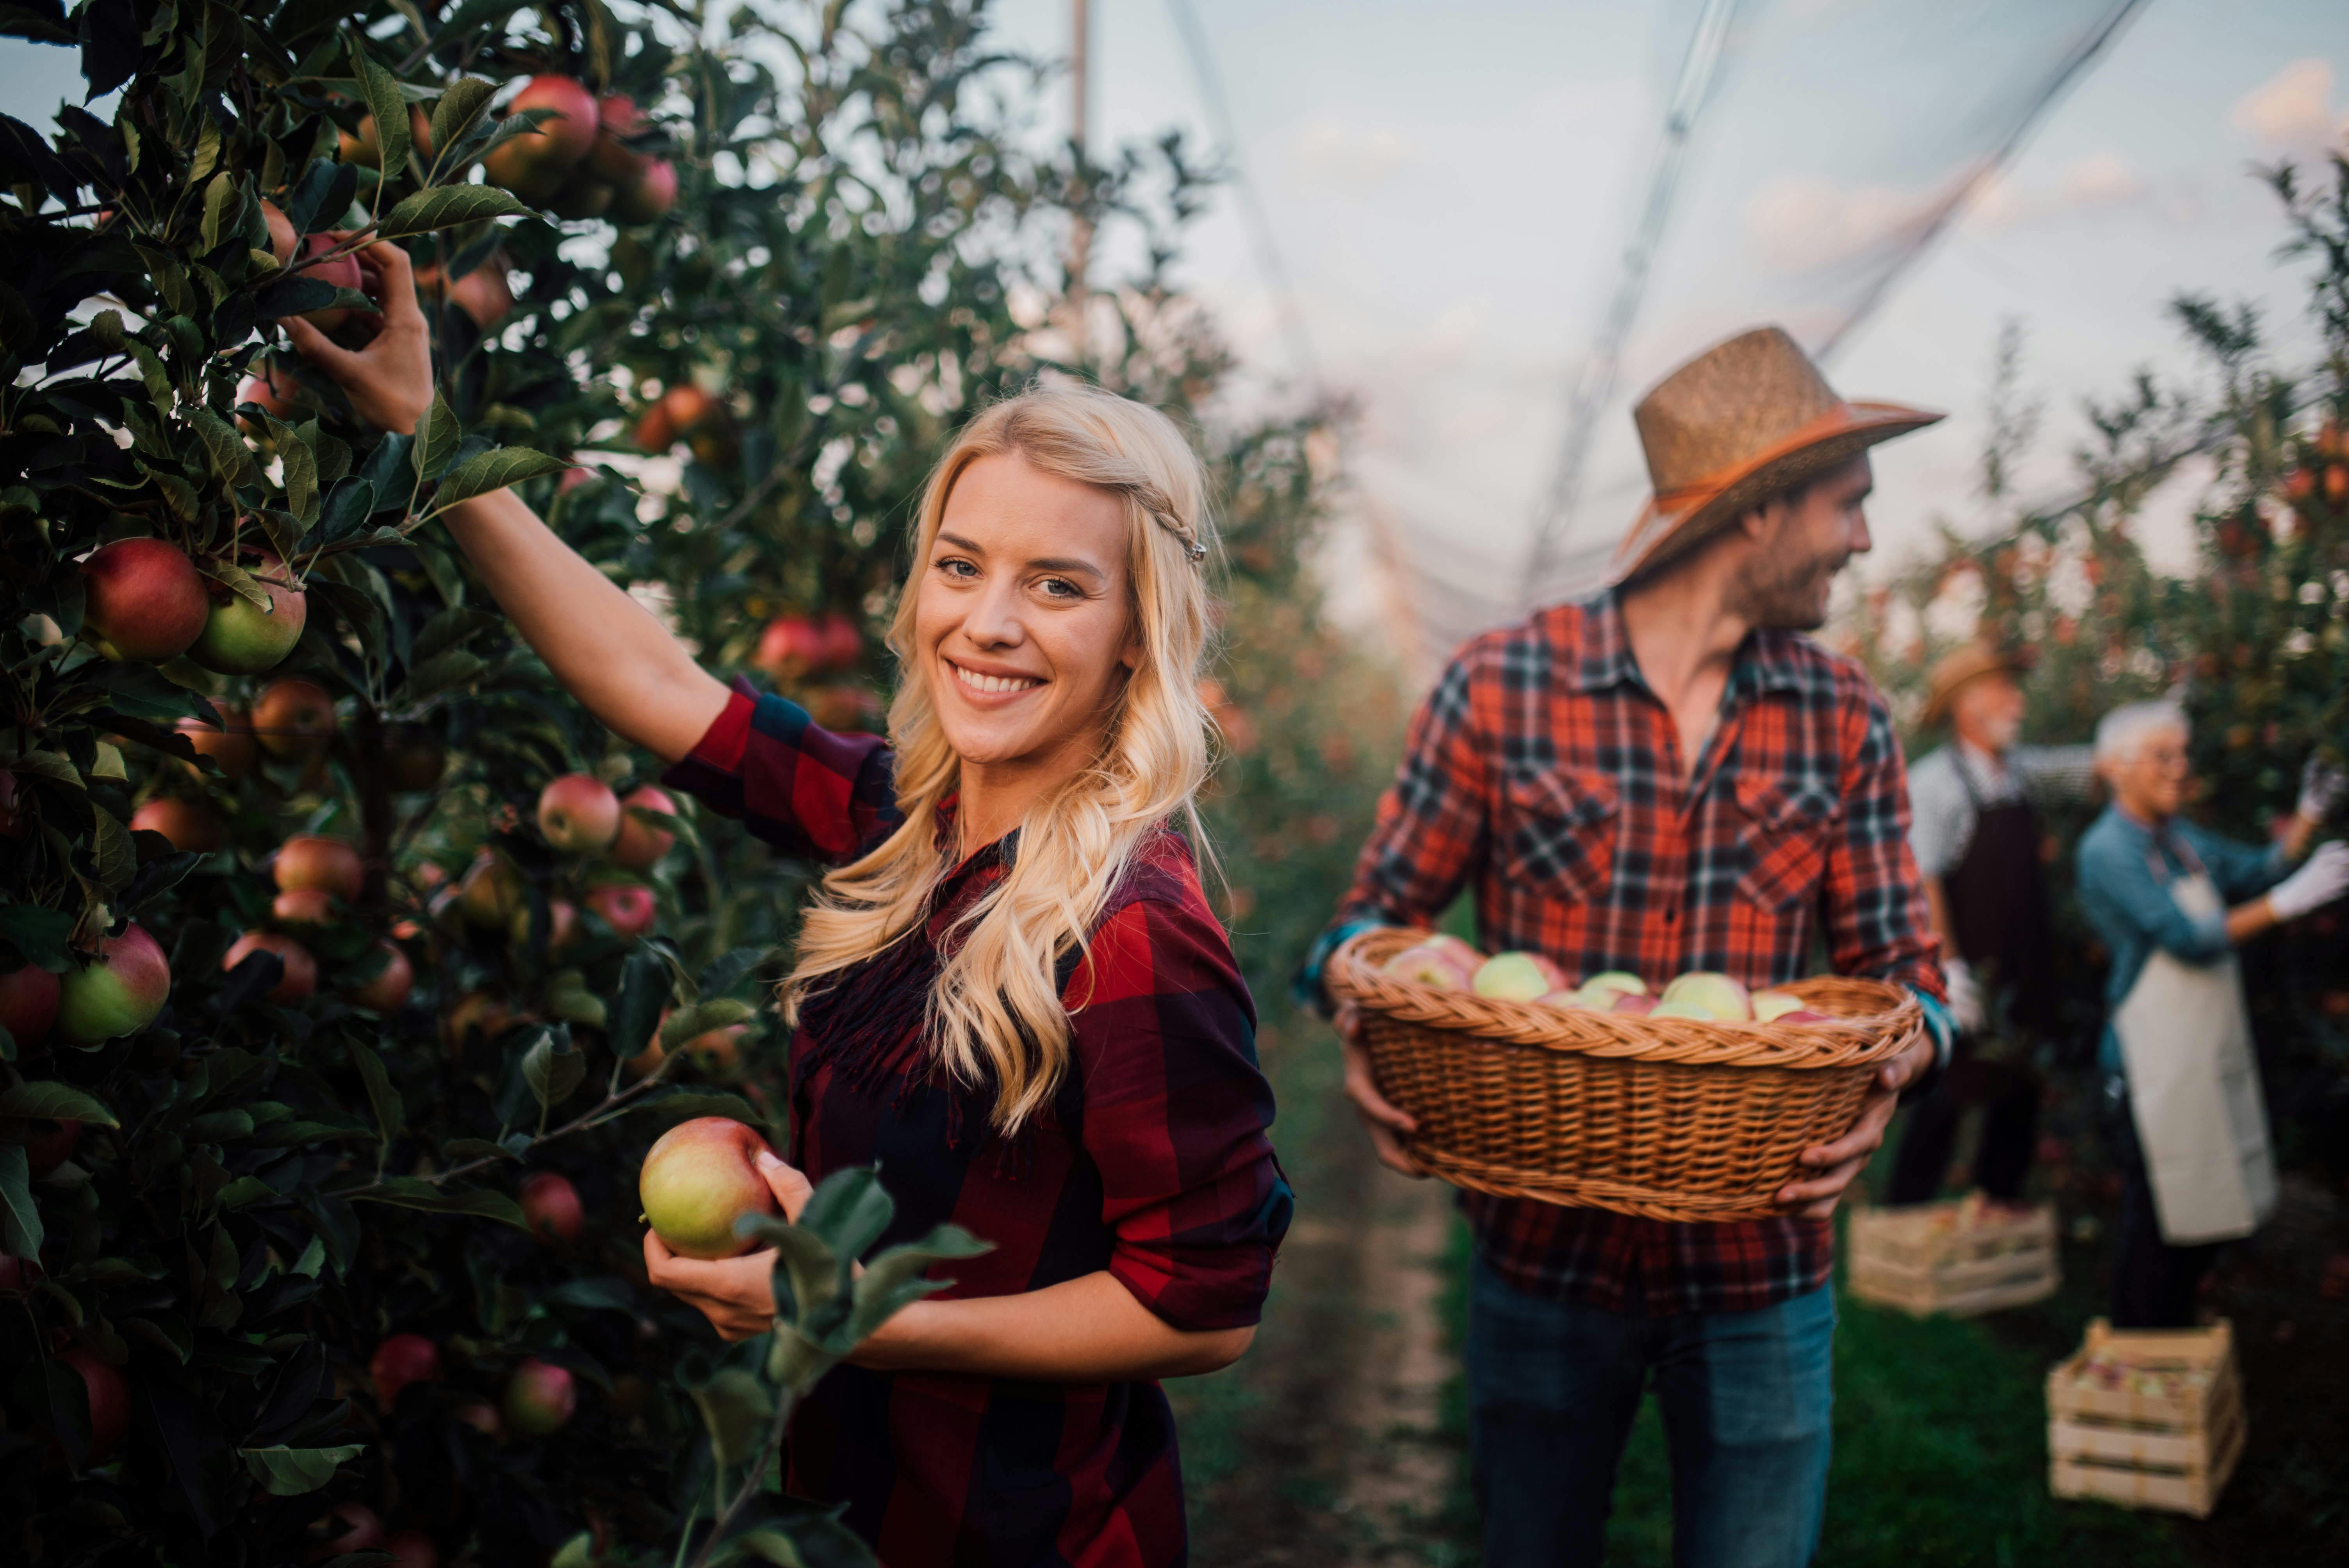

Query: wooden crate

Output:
[2047, 1318, 2243, 1519]
[1845, 1197, 2059, 1317]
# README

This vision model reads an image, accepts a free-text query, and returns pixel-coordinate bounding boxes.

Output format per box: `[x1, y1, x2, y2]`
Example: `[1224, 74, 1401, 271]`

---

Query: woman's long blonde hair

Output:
[782, 380, 1219, 1132]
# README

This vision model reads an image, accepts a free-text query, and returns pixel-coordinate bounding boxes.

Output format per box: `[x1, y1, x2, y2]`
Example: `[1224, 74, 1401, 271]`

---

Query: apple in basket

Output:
[1652, 972, 1752, 1021]
[1384, 941, 1477, 989]
[1754, 988, 1839, 1025]
[1611, 992, 1658, 1015]
[1549, 969, 1647, 1009]
[1472, 951, 1570, 1001]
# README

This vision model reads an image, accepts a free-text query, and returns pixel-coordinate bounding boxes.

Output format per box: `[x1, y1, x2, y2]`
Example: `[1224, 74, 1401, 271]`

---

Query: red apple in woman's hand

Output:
[638, 1117, 781, 1260]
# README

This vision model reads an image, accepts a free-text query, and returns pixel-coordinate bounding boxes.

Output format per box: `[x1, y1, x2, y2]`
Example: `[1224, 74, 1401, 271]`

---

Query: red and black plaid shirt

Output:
[1311, 590, 1943, 1315]
[665, 686, 1290, 1568]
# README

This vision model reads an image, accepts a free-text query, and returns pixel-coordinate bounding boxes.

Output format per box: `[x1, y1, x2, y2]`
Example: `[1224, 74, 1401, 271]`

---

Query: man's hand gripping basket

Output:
[1325, 927, 1925, 1222]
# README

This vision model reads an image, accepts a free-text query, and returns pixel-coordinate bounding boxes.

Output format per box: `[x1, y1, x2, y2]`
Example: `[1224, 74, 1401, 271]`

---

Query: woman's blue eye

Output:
[937, 558, 977, 579]
[1039, 578, 1081, 599]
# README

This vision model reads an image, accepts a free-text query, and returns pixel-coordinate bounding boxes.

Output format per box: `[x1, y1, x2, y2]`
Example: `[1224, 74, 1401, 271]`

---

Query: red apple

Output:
[20, 1118, 78, 1176]
[610, 157, 676, 225]
[752, 615, 826, 679]
[609, 788, 677, 869]
[384, 1532, 440, 1568]
[816, 611, 864, 670]
[503, 1359, 577, 1438]
[178, 708, 257, 779]
[538, 773, 622, 853]
[82, 539, 209, 662]
[0, 964, 61, 1050]
[276, 835, 365, 901]
[253, 678, 337, 761]
[236, 364, 304, 432]
[682, 1023, 746, 1077]
[519, 1171, 583, 1244]
[451, 1399, 503, 1438]
[294, 233, 365, 332]
[351, 943, 414, 1012]
[1611, 992, 1658, 1016]
[414, 257, 515, 331]
[369, 1332, 442, 1407]
[60, 1348, 129, 1462]
[638, 1116, 780, 1260]
[259, 199, 297, 265]
[0, 1253, 39, 1291]
[191, 553, 307, 675]
[1383, 943, 1474, 990]
[224, 931, 317, 1003]
[544, 167, 613, 220]
[272, 888, 335, 926]
[483, 76, 599, 203]
[588, 93, 647, 184]
[57, 924, 170, 1042]
[130, 797, 223, 853]
[339, 103, 434, 168]
[584, 881, 657, 938]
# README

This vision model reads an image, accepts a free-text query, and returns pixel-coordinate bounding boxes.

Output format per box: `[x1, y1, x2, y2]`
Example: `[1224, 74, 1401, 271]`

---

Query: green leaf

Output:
[413, 392, 461, 483]
[351, 37, 409, 186]
[92, 807, 136, 891]
[440, 1137, 519, 1164]
[200, 560, 274, 614]
[267, 415, 320, 522]
[350, 1041, 403, 1147]
[429, 445, 570, 510]
[0, 906, 75, 968]
[376, 184, 527, 240]
[659, 998, 756, 1050]
[200, 171, 240, 253]
[690, 1367, 773, 1468]
[0, 1081, 121, 1128]
[8, 751, 81, 789]
[216, 1176, 278, 1208]
[352, 1178, 529, 1230]
[609, 946, 669, 1064]
[848, 1224, 992, 1342]
[521, 1027, 586, 1111]
[240, 1444, 367, 1496]
[797, 1167, 896, 1270]
[0, 1144, 41, 1260]
[396, 648, 487, 704]
[429, 77, 497, 167]
[187, 405, 260, 488]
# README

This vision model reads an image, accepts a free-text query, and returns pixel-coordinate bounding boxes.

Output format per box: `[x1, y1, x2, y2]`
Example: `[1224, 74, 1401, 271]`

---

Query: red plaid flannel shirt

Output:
[1320, 590, 1943, 1315]
[664, 685, 1290, 1567]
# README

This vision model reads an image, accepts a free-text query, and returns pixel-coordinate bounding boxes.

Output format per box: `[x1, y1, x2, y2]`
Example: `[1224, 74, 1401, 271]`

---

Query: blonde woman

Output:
[289, 241, 1290, 1567]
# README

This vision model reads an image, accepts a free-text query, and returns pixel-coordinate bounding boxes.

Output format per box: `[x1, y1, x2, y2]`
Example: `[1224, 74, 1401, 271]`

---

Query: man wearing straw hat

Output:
[1882, 641, 2095, 1211]
[1304, 327, 1955, 1567]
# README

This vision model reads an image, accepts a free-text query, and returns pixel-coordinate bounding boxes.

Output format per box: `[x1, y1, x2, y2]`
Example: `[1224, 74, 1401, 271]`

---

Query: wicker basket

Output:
[1324, 927, 1924, 1222]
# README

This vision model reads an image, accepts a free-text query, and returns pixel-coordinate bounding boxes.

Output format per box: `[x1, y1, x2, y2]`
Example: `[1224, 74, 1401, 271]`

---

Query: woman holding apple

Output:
[288, 239, 1290, 1567]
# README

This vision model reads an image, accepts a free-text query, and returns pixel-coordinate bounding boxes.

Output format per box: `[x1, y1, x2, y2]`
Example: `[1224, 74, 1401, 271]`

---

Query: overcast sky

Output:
[991, 0, 2349, 644]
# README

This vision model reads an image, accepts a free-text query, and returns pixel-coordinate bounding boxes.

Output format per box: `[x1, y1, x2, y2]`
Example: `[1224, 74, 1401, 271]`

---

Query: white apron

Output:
[2112, 868, 2277, 1245]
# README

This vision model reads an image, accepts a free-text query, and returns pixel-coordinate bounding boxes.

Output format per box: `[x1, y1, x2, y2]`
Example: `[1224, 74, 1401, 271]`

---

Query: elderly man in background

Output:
[2077, 701, 2347, 1328]
[1885, 641, 2096, 1208]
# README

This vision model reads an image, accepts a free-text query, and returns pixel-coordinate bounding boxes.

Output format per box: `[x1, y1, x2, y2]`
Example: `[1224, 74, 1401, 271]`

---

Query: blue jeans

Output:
[1464, 1256, 1835, 1568]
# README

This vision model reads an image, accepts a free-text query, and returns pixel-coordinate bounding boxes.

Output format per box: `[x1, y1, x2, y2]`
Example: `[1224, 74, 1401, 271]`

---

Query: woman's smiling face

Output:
[914, 449, 1137, 773]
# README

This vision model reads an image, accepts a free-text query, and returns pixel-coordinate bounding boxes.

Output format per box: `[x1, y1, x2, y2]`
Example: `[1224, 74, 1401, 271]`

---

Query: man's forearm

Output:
[442, 488, 730, 762]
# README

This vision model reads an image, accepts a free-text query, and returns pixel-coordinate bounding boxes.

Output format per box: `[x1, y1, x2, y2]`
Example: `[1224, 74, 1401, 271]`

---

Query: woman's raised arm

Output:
[284, 239, 729, 762]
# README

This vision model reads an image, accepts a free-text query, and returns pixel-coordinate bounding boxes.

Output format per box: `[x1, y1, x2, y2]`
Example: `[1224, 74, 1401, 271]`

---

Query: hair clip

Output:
[1185, 540, 1207, 562]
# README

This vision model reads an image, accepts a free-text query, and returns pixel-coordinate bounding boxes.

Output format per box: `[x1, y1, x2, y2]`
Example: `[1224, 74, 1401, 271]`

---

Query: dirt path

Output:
[1179, 1102, 1467, 1567]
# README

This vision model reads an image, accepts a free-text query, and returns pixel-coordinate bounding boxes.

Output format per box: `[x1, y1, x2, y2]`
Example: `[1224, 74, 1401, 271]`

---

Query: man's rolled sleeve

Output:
[1826, 689, 1946, 1031]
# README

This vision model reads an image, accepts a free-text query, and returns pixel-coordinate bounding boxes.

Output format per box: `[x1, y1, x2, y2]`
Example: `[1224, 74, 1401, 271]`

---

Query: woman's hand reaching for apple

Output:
[642, 1149, 814, 1341]
[282, 236, 433, 435]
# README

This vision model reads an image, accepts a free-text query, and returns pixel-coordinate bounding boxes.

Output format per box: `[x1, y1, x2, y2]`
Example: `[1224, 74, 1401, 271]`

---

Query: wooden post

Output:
[1066, 0, 1091, 359]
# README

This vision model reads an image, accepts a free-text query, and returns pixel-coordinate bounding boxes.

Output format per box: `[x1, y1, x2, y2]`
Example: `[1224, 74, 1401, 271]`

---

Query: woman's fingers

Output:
[756, 1148, 814, 1222]
[282, 315, 363, 376]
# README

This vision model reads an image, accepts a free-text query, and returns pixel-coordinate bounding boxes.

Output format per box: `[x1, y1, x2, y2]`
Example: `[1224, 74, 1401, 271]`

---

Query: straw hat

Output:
[1613, 326, 1943, 581]
[1921, 639, 2034, 728]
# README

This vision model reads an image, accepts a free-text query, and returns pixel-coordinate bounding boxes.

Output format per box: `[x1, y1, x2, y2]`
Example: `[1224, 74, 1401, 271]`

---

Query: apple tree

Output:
[0, 0, 1353, 1564]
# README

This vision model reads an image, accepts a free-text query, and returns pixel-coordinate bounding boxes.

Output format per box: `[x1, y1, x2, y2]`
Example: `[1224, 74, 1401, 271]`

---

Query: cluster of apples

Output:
[481, 76, 677, 226]
[1383, 935, 1837, 1024]
[81, 537, 307, 675]
[443, 773, 679, 955]
[748, 609, 881, 730]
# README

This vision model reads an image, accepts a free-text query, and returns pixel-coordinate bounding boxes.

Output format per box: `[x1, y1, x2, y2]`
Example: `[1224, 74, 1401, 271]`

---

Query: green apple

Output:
[1657, 971, 1752, 1021]
[1472, 951, 1569, 1001]
[57, 924, 170, 1042]
[191, 560, 307, 674]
